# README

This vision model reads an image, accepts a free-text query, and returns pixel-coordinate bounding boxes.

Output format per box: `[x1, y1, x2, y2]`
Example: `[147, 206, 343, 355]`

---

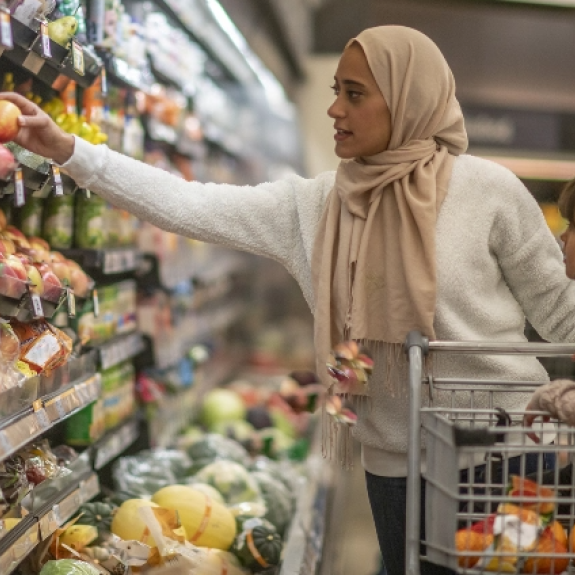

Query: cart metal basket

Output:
[405, 333, 575, 575]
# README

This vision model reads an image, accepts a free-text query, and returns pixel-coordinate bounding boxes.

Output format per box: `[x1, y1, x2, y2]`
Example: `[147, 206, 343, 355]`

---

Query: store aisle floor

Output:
[321, 448, 381, 575]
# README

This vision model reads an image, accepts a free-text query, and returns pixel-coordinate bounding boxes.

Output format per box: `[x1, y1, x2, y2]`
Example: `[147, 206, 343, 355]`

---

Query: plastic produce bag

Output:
[185, 434, 250, 474]
[39, 558, 100, 575]
[132, 449, 192, 480]
[0, 455, 29, 518]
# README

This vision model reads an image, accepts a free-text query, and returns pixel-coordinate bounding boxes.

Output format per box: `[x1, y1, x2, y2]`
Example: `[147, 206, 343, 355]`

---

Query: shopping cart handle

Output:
[404, 331, 429, 356]
[453, 426, 497, 447]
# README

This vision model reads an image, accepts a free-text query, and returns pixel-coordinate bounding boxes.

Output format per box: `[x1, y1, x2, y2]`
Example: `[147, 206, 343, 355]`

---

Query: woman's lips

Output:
[335, 129, 352, 142]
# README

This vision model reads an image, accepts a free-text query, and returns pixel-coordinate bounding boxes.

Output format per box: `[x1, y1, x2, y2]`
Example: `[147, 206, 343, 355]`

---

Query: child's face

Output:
[560, 224, 575, 279]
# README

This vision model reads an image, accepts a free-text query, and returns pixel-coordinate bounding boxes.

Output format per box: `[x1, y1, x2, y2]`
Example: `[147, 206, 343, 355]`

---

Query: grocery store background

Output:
[1, 0, 575, 574]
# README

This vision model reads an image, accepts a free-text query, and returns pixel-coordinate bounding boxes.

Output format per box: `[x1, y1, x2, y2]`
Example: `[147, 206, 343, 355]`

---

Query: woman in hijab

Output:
[3, 26, 575, 575]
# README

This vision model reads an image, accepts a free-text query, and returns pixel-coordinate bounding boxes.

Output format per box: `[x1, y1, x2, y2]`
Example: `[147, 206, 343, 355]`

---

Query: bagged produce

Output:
[193, 460, 262, 507]
[112, 453, 179, 498]
[151, 484, 236, 550]
[185, 434, 250, 474]
[75, 193, 108, 249]
[43, 195, 74, 249]
[251, 471, 293, 537]
[40, 559, 100, 575]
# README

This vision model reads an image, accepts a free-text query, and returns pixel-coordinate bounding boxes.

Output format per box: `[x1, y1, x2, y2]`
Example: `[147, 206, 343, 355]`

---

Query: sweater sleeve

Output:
[491, 171, 575, 343]
[61, 136, 307, 268]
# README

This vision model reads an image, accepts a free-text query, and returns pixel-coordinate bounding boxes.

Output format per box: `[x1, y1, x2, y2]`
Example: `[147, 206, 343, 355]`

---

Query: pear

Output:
[47, 16, 78, 48]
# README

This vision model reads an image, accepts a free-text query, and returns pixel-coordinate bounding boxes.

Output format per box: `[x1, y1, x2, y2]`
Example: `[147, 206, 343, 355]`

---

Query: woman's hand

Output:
[0, 92, 75, 164]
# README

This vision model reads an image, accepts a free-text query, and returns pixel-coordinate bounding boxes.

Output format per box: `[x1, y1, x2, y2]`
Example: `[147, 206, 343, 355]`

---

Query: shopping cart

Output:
[404, 332, 575, 575]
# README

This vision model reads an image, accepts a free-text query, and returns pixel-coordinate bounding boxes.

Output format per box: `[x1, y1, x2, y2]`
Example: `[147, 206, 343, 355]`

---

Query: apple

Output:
[0, 261, 25, 299]
[51, 260, 71, 285]
[37, 264, 62, 301]
[29, 237, 50, 252]
[28, 248, 49, 264]
[0, 147, 15, 181]
[6, 254, 28, 281]
[70, 266, 90, 297]
[0, 238, 15, 256]
[5, 226, 30, 249]
[25, 264, 44, 296]
[0, 101, 21, 144]
[49, 251, 66, 263]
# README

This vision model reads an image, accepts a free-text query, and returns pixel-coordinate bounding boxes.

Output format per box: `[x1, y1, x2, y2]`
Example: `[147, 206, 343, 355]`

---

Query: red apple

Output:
[5, 226, 30, 249]
[38, 264, 62, 301]
[49, 251, 66, 263]
[28, 248, 49, 264]
[70, 267, 90, 298]
[0, 147, 14, 181]
[6, 254, 27, 281]
[0, 262, 25, 299]
[25, 264, 44, 296]
[51, 260, 71, 285]
[29, 237, 50, 252]
[0, 101, 21, 144]
[0, 238, 15, 256]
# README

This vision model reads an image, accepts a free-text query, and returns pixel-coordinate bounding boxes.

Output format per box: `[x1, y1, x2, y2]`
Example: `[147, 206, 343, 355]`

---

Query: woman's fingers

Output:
[18, 115, 49, 128]
[0, 92, 40, 116]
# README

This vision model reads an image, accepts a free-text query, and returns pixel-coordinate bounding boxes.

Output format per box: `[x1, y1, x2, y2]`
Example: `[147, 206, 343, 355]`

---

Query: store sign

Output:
[462, 105, 575, 152]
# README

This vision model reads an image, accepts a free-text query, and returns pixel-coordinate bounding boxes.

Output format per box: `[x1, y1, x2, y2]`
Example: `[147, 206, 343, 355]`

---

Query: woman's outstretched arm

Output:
[0, 92, 321, 270]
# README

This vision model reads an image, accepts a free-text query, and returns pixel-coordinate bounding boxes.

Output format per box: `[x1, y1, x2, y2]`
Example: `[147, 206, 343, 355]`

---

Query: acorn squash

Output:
[234, 519, 282, 571]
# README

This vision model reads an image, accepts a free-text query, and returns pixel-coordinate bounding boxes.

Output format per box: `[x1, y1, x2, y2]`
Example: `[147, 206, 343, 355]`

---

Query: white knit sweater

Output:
[64, 137, 575, 476]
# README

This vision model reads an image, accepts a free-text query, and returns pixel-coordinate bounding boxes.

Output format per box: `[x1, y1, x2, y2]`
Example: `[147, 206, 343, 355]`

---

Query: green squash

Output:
[234, 519, 282, 571]
[78, 502, 115, 533]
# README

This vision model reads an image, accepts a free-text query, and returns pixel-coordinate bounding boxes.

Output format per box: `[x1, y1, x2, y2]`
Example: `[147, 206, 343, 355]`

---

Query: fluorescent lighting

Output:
[479, 155, 575, 180]
[501, 0, 575, 6]
[204, 0, 295, 119]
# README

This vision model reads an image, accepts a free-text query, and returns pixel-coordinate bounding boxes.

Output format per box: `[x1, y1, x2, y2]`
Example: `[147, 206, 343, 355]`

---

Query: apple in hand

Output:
[25, 264, 44, 296]
[0, 101, 22, 144]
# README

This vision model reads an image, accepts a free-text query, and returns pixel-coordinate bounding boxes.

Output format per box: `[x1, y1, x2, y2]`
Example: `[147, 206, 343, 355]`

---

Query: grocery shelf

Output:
[0, 373, 101, 461]
[93, 416, 140, 469]
[104, 53, 154, 94]
[60, 246, 140, 277]
[0, 471, 99, 575]
[96, 331, 145, 370]
[1, 16, 103, 89]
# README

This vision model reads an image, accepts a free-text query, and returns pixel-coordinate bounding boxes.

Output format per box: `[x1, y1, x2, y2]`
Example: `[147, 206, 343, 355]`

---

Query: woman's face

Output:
[561, 224, 575, 279]
[327, 43, 392, 159]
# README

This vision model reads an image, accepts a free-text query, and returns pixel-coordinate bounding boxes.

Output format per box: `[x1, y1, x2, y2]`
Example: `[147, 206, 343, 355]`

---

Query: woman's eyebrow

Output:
[341, 79, 366, 88]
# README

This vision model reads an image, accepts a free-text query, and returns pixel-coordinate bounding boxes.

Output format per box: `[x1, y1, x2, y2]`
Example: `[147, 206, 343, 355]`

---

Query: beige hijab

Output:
[312, 26, 468, 395]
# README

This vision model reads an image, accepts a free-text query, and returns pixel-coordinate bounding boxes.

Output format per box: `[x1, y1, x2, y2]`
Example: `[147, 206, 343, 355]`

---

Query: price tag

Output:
[40, 22, 52, 59]
[52, 164, 63, 196]
[0, 431, 12, 456]
[67, 288, 76, 317]
[0, 9, 13, 49]
[92, 288, 99, 317]
[31, 294, 44, 318]
[85, 188, 91, 199]
[35, 408, 50, 429]
[14, 167, 25, 207]
[52, 503, 62, 526]
[101, 68, 108, 97]
[71, 40, 84, 75]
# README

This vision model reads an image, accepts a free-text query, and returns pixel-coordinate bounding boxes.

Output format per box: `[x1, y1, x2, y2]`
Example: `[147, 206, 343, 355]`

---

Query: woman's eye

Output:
[330, 84, 339, 95]
[348, 90, 361, 99]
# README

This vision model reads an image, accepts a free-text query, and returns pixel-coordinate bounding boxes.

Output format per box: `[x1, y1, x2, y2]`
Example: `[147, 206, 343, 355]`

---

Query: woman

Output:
[3, 26, 575, 575]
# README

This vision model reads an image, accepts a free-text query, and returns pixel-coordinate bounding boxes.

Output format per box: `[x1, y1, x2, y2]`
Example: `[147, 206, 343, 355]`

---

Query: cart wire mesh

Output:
[404, 333, 575, 575]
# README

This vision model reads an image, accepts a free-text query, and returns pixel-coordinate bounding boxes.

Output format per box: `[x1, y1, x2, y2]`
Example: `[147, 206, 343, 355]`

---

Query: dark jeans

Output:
[366, 453, 554, 575]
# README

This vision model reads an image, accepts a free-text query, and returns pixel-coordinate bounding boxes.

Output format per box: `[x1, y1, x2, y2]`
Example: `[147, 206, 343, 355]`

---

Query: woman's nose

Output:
[327, 98, 345, 119]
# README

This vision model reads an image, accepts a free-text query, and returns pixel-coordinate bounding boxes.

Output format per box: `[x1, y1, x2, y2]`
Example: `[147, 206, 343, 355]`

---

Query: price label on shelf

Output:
[31, 294, 44, 318]
[0, 431, 11, 456]
[39, 22, 52, 59]
[67, 288, 76, 318]
[52, 164, 63, 196]
[85, 188, 91, 199]
[92, 289, 99, 317]
[35, 408, 50, 429]
[79, 475, 99, 502]
[71, 40, 84, 76]
[101, 68, 108, 97]
[14, 168, 25, 207]
[0, 9, 13, 49]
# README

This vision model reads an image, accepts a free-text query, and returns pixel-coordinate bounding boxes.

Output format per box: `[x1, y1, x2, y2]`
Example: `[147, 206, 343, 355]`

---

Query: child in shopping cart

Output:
[6, 26, 575, 575]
